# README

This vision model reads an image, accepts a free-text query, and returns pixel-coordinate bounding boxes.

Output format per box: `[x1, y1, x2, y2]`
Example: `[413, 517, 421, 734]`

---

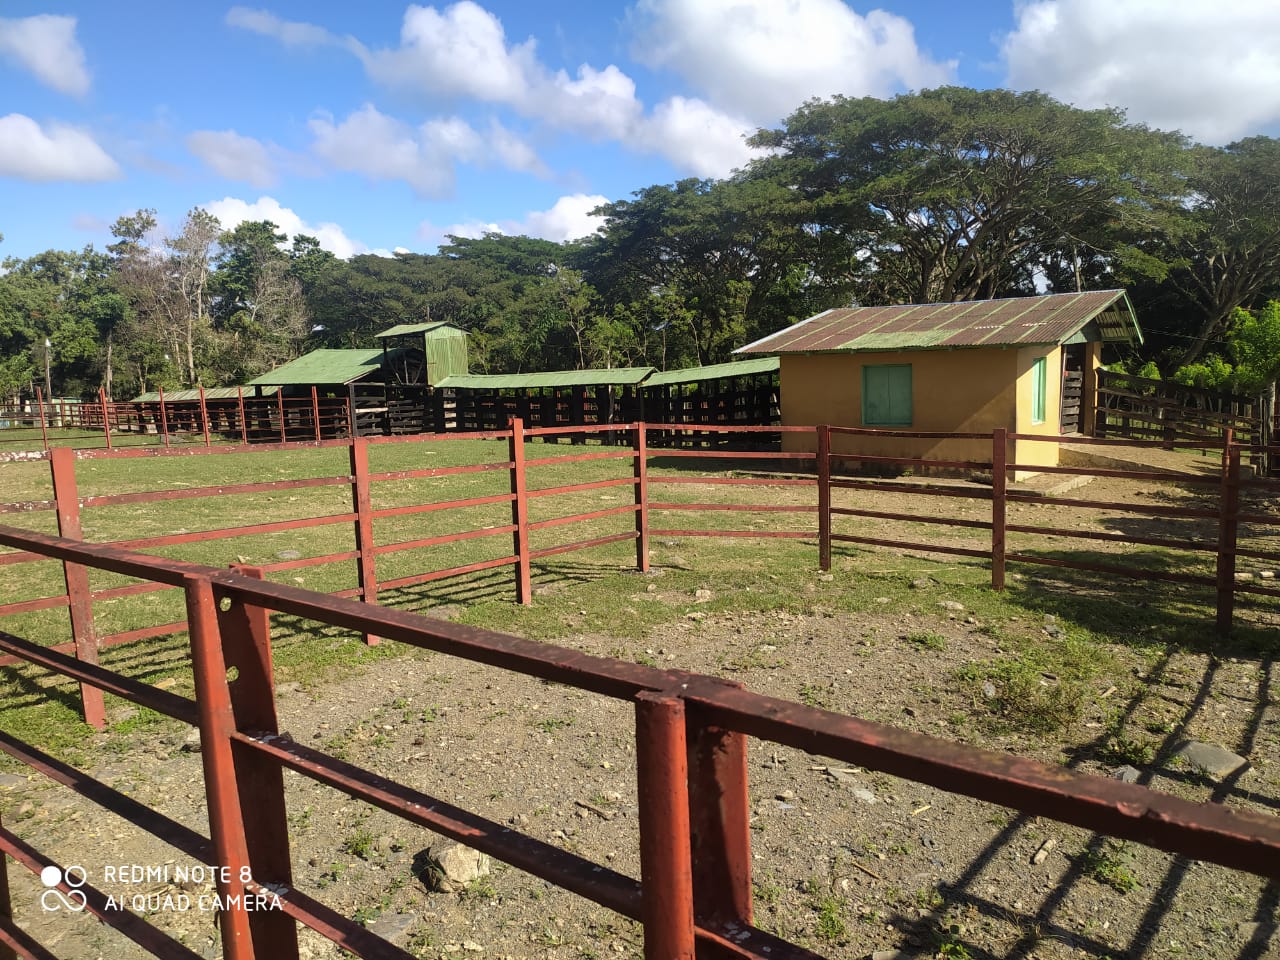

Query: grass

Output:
[1080, 841, 1139, 893]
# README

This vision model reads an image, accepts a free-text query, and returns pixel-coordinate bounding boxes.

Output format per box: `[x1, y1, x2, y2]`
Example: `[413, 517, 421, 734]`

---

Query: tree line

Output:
[3, 86, 1280, 402]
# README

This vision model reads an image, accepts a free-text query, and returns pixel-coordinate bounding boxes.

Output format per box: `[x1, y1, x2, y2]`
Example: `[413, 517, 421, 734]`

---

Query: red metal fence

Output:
[0, 387, 351, 451]
[0, 525, 1278, 960]
[3, 420, 1279, 732]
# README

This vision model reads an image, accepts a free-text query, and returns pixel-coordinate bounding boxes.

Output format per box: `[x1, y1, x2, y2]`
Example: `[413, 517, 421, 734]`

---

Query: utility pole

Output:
[43, 338, 52, 399]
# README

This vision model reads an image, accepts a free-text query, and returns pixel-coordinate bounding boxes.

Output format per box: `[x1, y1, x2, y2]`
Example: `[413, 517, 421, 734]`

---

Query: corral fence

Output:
[0, 387, 351, 451]
[0, 526, 1278, 960]
[1095, 369, 1268, 458]
[2, 421, 1279, 732]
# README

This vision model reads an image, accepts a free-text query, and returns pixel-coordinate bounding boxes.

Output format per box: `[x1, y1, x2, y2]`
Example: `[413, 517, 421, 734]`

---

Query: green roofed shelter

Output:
[437, 367, 654, 390]
[247, 349, 403, 387]
[132, 386, 277, 403]
[644, 356, 779, 387]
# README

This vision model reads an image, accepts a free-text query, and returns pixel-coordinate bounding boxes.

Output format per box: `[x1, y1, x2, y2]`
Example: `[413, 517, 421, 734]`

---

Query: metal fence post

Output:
[98, 387, 111, 449]
[685, 686, 752, 938]
[184, 574, 259, 960]
[217, 566, 300, 960]
[199, 385, 212, 446]
[0, 812, 14, 960]
[158, 386, 171, 446]
[635, 692, 695, 960]
[633, 422, 650, 573]
[817, 424, 831, 571]
[49, 447, 104, 728]
[349, 438, 379, 644]
[34, 387, 48, 451]
[509, 418, 532, 604]
[1216, 435, 1241, 635]
[992, 427, 1007, 591]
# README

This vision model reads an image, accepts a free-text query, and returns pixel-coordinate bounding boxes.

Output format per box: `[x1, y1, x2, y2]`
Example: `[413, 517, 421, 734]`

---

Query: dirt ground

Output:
[1, 470, 1277, 960]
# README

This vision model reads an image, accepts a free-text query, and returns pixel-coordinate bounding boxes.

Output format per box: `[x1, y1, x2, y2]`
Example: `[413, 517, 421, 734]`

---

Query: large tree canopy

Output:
[749, 87, 1183, 305]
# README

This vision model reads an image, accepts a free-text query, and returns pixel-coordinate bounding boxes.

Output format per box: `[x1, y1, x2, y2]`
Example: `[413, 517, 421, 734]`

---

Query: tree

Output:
[749, 87, 1182, 305]
[582, 177, 832, 366]
[167, 208, 221, 385]
[1131, 138, 1280, 364]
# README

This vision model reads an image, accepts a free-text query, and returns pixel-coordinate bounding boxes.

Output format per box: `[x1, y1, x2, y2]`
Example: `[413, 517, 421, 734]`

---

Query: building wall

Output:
[780, 346, 1062, 475]
[1012, 345, 1063, 471]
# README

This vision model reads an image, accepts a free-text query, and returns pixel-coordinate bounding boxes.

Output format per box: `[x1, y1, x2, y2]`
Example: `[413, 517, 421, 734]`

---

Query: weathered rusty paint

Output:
[685, 679, 753, 935]
[650, 502, 815, 514]
[635, 693, 695, 960]
[49, 446, 104, 728]
[687, 684, 1280, 879]
[98, 387, 112, 449]
[0, 913, 56, 960]
[183, 575, 258, 960]
[508, 418, 532, 604]
[349, 439, 379, 646]
[217, 566, 300, 959]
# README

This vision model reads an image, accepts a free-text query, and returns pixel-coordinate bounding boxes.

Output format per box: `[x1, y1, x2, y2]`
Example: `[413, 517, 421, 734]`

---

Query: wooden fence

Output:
[1095, 369, 1263, 447]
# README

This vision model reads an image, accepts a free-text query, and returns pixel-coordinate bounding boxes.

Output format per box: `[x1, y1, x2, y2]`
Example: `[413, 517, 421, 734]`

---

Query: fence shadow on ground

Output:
[873, 646, 1278, 959]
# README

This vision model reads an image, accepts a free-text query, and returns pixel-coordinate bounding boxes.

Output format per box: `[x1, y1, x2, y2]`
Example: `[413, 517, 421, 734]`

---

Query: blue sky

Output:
[4, 1, 1280, 261]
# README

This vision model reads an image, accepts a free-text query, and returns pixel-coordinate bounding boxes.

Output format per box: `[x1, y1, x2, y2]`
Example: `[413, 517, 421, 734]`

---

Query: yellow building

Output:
[734, 290, 1141, 475]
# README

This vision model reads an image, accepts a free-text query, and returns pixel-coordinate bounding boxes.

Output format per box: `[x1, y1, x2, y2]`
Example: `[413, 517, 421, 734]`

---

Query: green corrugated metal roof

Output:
[131, 386, 277, 402]
[248, 349, 400, 386]
[438, 367, 655, 390]
[644, 356, 779, 387]
[376, 322, 452, 338]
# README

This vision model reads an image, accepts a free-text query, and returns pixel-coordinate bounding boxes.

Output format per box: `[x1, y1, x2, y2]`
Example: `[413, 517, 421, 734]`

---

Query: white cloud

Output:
[360, 1, 539, 102]
[639, 97, 757, 178]
[201, 196, 363, 259]
[0, 114, 120, 182]
[235, 2, 760, 177]
[418, 193, 608, 250]
[186, 130, 277, 188]
[1002, 0, 1280, 143]
[225, 7, 339, 47]
[629, 0, 955, 124]
[309, 104, 545, 196]
[0, 14, 90, 96]
[513, 193, 608, 242]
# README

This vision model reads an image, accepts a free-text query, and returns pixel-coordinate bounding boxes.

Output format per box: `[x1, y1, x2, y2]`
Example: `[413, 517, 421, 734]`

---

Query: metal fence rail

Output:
[0, 526, 1277, 960]
[2, 422, 1278, 731]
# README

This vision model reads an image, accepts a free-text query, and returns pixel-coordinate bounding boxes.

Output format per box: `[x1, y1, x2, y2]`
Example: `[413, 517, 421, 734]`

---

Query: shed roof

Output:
[735, 290, 1140, 356]
[375, 322, 456, 338]
[644, 356, 779, 387]
[131, 386, 277, 402]
[247, 348, 400, 386]
[438, 367, 655, 390]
